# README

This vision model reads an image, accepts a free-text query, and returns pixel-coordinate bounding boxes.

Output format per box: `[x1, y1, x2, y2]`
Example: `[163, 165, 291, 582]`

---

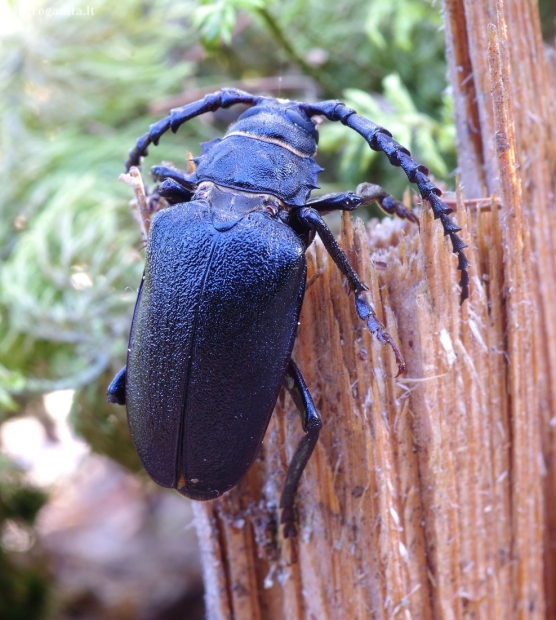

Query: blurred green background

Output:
[0, 0, 554, 617]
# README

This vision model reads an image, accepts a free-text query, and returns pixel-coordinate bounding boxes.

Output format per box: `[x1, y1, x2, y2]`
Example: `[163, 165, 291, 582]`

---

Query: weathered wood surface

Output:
[193, 0, 556, 618]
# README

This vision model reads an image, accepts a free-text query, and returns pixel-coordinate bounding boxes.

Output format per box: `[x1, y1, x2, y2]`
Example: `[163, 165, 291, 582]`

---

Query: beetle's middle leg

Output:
[306, 185, 419, 227]
[295, 207, 405, 375]
[280, 359, 322, 540]
[355, 182, 420, 226]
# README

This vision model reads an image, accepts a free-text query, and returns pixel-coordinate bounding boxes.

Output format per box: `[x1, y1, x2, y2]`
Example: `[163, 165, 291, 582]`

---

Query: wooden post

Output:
[193, 1, 556, 618]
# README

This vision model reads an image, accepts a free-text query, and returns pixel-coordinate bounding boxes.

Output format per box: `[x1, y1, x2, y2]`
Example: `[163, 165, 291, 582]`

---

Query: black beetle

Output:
[107, 89, 469, 539]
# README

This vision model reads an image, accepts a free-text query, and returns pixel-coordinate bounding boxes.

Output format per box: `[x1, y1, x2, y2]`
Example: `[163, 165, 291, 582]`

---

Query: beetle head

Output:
[228, 100, 319, 157]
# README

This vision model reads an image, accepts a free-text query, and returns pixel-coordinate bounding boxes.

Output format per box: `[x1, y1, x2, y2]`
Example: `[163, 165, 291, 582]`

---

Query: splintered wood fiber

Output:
[193, 1, 556, 618]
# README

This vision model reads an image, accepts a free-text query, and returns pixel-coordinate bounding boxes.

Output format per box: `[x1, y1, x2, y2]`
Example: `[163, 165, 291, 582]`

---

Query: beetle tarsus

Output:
[355, 292, 405, 376]
[356, 182, 420, 228]
[280, 507, 297, 539]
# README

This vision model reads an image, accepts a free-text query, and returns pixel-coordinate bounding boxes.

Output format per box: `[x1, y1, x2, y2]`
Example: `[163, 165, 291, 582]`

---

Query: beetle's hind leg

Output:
[280, 359, 322, 541]
[295, 207, 405, 375]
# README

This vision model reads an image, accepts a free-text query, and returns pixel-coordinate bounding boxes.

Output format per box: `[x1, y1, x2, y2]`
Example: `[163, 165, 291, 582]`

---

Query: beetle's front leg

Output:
[280, 359, 322, 540]
[150, 164, 196, 197]
[157, 178, 195, 205]
[295, 207, 405, 375]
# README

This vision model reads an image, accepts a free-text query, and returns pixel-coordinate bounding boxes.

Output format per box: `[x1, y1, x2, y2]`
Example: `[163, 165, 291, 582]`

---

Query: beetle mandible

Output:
[107, 88, 469, 539]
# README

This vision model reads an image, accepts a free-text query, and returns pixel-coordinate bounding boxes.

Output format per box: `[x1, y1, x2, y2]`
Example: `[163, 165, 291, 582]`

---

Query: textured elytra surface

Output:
[126, 199, 306, 499]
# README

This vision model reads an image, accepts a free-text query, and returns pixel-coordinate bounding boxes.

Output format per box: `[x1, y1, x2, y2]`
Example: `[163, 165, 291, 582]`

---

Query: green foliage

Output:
[191, 0, 448, 111]
[1, 174, 141, 390]
[319, 76, 456, 191]
[1, 4, 202, 610]
[0, 365, 25, 412]
[193, 0, 269, 46]
[538, 0, 556, 40]
[365, 0, 442, 51]
[0, 554, 49, 620]
[0, 0, 206, 409]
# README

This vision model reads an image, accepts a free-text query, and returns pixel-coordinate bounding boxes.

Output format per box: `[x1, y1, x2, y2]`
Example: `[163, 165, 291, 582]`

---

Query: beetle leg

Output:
[158, 178, 195, 205]
[306, 191, 363, 213]
[150, 164, 196, 204]
[296, 207, 405, 376]
[126, 89, 262, 170]
[356, 182, 420, 228]
[306, 185, 419, 227]
[280, 359, 322, 540]
[150, 164, 196, 192]
[107, 366, 126, 405]
[301, 100, 470, 303]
